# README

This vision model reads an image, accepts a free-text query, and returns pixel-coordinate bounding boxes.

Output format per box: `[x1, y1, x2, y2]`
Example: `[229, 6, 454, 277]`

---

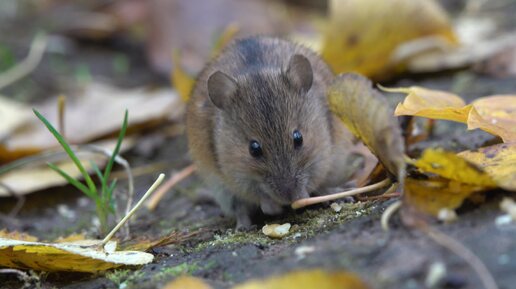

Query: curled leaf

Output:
[384, 86, 471, 122]
[413, 149, 497, 188]
[321, 0, 456, 78]
[458, 143, 516, 191]
[468, 95, 516, 143]
[328, 73, 405, 180]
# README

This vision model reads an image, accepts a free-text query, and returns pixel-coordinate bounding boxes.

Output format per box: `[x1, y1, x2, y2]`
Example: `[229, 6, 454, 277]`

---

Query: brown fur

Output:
[186, 37, 361, 228]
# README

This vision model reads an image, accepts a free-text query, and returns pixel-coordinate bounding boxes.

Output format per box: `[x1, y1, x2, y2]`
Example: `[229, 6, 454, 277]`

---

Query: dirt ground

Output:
[1, 1, 516, 289]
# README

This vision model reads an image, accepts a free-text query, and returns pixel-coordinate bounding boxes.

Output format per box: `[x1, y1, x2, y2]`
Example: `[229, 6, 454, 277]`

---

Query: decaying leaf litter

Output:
[1, 0, 516, 289]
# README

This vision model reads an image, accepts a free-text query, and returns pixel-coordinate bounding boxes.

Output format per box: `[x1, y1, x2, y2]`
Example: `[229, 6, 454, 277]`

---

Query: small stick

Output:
[57, 95, 66, 139]
[381, 200, 402, 231]
[0, 32, 47, 90]
[291, 178, 392, 209]
[0, 269, 31, 282]
[146, 165, 196, 210]
[101, 173, 164, 246]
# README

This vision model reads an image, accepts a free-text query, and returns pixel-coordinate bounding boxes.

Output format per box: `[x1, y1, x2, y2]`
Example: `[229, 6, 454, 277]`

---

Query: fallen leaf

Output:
[328, 73, 405, 180]
[171, 51, 196, 102]
[0, 230, 38, 242]
[0, 138, 133, 196]
[413, 149, 497, 188]
[262, 223, 291, 239]
[468, 95, 516, 143]
[162, 276, 213, 289]
[404, 178, 486, 216]
[0, 97, 32, 141]
[321, 0, 456, 78]
[0, 238, 153, 273]
[0, 82, 182, 163]
[384, 86, 471, 123]
[458, 143, 516, 191]
[232, 270, 370, 289]
[389, 87, 516, 142]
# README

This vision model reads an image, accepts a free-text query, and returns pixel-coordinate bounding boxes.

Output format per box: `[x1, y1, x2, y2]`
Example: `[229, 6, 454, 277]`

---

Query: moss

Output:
[105, 269, 145, 288]
[191, 201, 377, 252]
[151, 262, 201, 282]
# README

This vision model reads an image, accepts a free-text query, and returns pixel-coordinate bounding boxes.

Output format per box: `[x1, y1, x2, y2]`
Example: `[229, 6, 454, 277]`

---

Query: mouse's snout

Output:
[269, 176, 309, 204]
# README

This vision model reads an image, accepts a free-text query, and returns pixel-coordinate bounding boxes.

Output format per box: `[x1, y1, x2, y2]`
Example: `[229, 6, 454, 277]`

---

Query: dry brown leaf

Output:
[328, 73, 405, 180]
[413, 149, 497, 188]
[321, 0, 456, 78]
[0, 238, 153, 273]
[468, 95, 516, 143]
[162, 276, 213, 289]
[0, 82, 182, 163]
[458, 143, 516, 191]
[404, 178, 486, 217]
[0, 97, 32, 141]
[0, 138, 133, 196]
[233, 270, 370, 289]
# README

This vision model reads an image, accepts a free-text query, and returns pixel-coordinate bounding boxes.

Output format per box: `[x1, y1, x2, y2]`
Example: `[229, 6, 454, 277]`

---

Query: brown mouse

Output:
[186, 37, 363, 228]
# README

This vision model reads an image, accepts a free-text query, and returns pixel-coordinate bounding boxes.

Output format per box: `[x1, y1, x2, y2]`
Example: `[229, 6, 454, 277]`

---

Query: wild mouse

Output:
[186, 37, 363, 228]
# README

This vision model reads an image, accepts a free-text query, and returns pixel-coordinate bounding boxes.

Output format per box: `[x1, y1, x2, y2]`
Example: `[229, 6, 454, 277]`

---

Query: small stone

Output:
[425, 261, 446, 288]
[437, 208, 458, 223]
[262, 223, 291, 238]
[330, 202, 342, 212]
[295, 246, 315, 259]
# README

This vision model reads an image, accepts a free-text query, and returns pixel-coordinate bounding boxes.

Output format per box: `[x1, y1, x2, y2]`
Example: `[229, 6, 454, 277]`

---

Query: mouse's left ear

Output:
[207, 71, 238, 110]
[285, 54, 313, 94]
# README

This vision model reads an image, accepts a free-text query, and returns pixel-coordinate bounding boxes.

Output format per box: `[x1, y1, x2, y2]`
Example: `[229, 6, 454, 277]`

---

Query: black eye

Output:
[249, 140, 263, 158]
[293, 130, 303, 149]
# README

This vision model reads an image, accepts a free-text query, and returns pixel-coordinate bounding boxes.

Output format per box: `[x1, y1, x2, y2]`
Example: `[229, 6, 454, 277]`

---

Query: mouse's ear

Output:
[207, 71, 238, 110]
[285, 54, 313, 94]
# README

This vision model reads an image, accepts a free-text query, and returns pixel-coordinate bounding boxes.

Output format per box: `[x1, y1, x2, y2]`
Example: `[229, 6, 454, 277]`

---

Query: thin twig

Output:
[101, 173, 165, 246]
[0, 182, 25, 217]
[0, 269, 31, 283]
[0, 33, 47, 90]
[291, 178, 392, 209]
[422, 225, 499, 289]
[146, 165, 196, 210]
[57, 95, 66, 139]
[381, 200, 402, 231]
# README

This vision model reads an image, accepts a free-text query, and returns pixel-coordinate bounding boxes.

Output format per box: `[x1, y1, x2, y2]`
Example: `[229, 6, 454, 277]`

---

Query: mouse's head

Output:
[207, 54, 333, 205]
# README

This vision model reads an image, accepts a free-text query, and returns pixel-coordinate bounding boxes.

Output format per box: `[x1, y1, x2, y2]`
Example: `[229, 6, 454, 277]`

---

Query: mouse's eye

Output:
[293, 130, 303, 149]
[249, 140, 263, 158]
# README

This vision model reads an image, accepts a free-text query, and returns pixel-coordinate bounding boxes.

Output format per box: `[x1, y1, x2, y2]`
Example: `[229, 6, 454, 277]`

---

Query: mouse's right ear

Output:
[207, 71, 237, 110]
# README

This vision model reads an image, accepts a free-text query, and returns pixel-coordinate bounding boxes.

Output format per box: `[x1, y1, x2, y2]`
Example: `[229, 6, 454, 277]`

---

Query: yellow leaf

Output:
[404, 178, 486, 216]
[232, 270, 370, 289]
[0, 230, 38, 242]
[458, 143, 516, 191]
[468, 95, 516, 143]
[0, 238, 153, 273]
[328, 73, 405, 179]
[321, 0, 456, 78]
[162, 276, 213, 289]
[384, 86, 472, 123]
[413, 149, 497, 187]
[171, 50, 196, 102]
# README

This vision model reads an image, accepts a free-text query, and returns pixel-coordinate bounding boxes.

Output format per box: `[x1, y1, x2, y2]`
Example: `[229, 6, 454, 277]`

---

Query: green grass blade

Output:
[102, 110, 128, 187]
[47, 163, 96, 200]
[33, 109, 97, 195]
